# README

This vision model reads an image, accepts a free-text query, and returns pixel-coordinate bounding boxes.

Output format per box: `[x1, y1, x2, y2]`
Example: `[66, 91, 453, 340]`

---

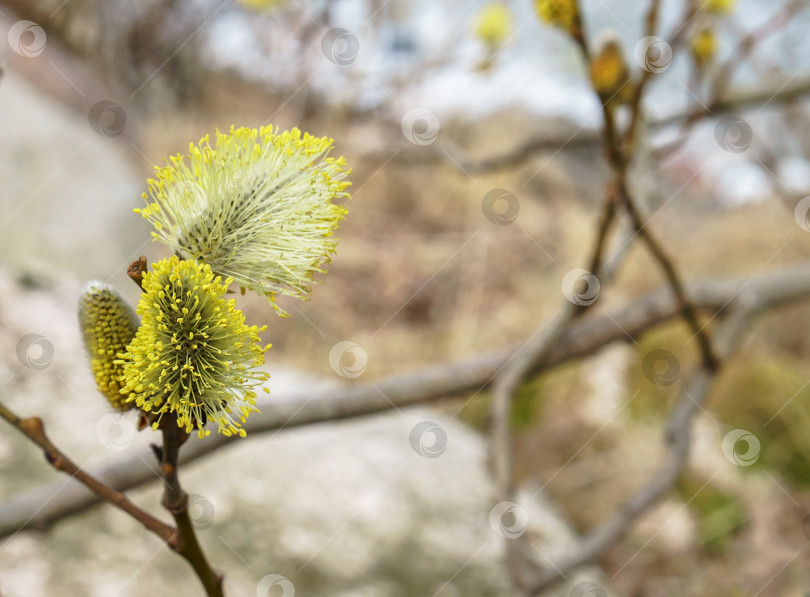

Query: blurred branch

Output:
[0, 0, 208, 103]
[616, 178, 719, 367]
[364, 74, 810, 176]
[489, 16, 625, 587]
[490, 188, 618, 498]
[2, 262, 810, 536]
[657, 0, 807, 158]
[525, 288, 764, 594]
[655, 75, 810, 129]
[699, 0, 804, 126]
[506, 4, 715, 588]
[623, 0, 670, 150]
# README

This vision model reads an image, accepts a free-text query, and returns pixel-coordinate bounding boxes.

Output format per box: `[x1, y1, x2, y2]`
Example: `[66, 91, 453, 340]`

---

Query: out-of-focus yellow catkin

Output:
[474, 2, 513, 48]
[690, 27, 717, 70]
[589, 36, 634, 104]
[535, 0, 580, 34]
[702, 0, 735, 15]
[236, 0, 280, 10]
[79, 282, 139, 411]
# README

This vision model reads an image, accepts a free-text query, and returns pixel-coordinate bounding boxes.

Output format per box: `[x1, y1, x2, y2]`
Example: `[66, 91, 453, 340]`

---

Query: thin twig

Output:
[159, 416, 224, 597]
[488, 68, 622, 589]
[623, 0, 668, 150]
[489, 188, 618, 497]
[614, 179, 719, 369]
[359, 75, 810, 175]
[0, 401, 175, 542]
[657, 0, 806, 158]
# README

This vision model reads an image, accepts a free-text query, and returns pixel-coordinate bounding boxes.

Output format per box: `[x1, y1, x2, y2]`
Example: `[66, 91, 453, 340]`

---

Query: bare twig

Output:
[159, 416, 224, 597]
[657, 0, 807, 158]
[488, 183, 619, 587]
[614, 180, 719, 369]
[2, 263, 810, 536]
[0, 402, 175, 542]
[623, 0, 669, 150]
[490, 189, 618, 494]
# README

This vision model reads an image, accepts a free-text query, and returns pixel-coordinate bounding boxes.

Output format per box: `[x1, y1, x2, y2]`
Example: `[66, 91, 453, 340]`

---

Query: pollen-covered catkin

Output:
[79, 282, 139, 411]
[119, 256, 270, 437]
[136, 125, 351, 316]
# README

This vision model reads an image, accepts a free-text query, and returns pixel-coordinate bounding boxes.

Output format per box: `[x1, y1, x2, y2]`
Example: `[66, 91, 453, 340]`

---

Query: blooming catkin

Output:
[589, 37, 633, 104]
[119, 256, 269, 437]
[136, 125, 351, 316]
[535, 0, 580, 34]
[474, 2, 513, 48]
[690, 27, 717, 70]
[79, 282, 139, 411]
[701, 0, 735, 15]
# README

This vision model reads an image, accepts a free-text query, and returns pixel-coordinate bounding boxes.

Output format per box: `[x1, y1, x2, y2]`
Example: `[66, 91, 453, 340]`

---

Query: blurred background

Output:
[2, 0, 810, 595]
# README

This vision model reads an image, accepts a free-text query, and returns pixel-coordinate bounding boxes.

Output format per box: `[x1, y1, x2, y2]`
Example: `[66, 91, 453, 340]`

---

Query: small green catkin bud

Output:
[79, 282, 139, 411]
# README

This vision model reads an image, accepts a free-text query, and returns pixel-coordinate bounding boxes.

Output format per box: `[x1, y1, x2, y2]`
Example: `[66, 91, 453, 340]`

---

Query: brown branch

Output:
[159, 416, 224, 597]
[615, 180, 719, 369]
[490, 190, 618, 488]
[0, 402, 175, 542]
[0, 252, 226, 596]
[623, 0, 670, 150]
[488, 186, 619, 587]
[587, 0, 720, 386]
[489, 306, 581, 587]
[505, 4, 714, 587]
[2, 263, 810, 536]
[704, 0, 803, 125]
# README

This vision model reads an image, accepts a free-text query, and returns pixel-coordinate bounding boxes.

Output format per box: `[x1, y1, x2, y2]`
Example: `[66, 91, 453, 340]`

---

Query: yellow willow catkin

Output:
[702, 0, 735, 15]
[535, 0, 579, 33]
[119, 256, 270, 438]
[136, 125, 351, 316]
[589, 37, 634, 104]
[79, 282, 139, 411]
[690, 27, 717, 70]
[474, 2, 513, 48]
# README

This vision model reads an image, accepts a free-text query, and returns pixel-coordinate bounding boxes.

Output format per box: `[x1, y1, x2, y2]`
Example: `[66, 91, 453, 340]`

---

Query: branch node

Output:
[19, 416, 44, 435]
[127, 256, 148, 290]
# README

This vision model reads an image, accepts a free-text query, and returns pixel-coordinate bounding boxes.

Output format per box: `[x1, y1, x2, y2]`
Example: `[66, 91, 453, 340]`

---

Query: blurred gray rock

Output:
[0, 69, 148, 290]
